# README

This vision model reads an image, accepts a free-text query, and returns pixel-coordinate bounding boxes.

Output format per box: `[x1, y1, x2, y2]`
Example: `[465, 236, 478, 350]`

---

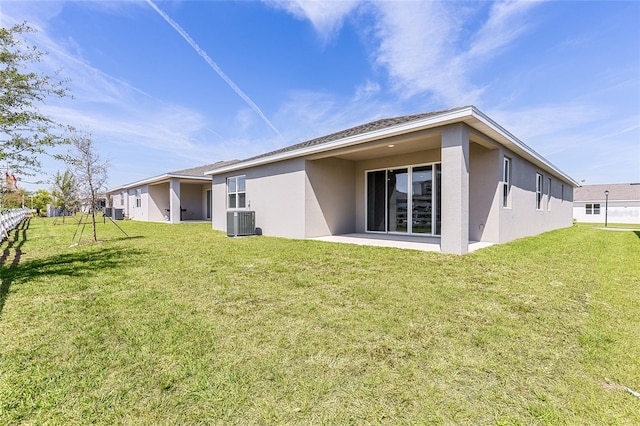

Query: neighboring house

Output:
[107, 161, 237, 223]
[573, 183, 640, 224]
[80, 193, 107, 213]
[206, 106, 579, 254]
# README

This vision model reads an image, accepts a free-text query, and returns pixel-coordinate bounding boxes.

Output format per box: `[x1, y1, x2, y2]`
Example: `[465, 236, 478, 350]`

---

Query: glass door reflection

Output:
[411, 165, 432, 234]
[387, 168, 408, 233]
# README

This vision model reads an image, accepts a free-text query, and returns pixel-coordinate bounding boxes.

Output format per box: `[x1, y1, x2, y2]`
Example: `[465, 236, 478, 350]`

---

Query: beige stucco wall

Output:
[116, 191, 128, 217]
[212, 177, 225, 230]
[213, 159, 307, 238]
[126, 185, 148, 221]
[354, 149, 442, 233]
[148, 183, 169, 221]
[305, 158, 356, 237]
[180, 183, 206, 220]
[499, 148, 574, 243]
[210, 126, 574, 250]
[469, 144, 501, 242]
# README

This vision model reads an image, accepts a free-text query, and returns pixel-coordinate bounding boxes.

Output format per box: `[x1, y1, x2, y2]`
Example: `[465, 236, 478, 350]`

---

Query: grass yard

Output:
[576, 222, 640, 230]
[1, 218, 638, 424]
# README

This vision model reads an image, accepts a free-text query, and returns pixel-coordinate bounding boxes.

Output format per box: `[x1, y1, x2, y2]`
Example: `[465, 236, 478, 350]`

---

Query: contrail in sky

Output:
[145, 0, 281, 136]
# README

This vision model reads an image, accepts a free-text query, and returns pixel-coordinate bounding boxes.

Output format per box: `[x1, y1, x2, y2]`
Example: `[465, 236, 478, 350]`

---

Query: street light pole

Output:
[604, 190, 609, 227]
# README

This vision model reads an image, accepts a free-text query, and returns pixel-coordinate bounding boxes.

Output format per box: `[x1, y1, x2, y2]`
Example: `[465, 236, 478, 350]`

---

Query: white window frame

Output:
[135, 189, 142, 208]
[585, 203, 601, 215]
[503, 156, 511, 208]
[227, 175, 246, 209]
[536, 173, 543, 210]
[364, 162, 441, 236]
[547, 177, 552, 211]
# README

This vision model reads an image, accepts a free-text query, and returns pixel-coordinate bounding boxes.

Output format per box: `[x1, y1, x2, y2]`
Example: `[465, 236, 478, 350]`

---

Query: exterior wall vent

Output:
[227, 211, 255, 237]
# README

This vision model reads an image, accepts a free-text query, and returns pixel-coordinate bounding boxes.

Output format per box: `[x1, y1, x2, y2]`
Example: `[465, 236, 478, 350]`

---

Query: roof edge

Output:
[469, 107, 580, 187]
[206, 106, 577, 186]
[205, 106, 474, 175]
[106, 173, 211, 193]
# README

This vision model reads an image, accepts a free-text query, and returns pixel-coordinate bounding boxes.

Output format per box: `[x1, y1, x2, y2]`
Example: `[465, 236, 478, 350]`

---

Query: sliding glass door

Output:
[411, 166, 432, 234]
[387, 168, 408, 233]
[366, 163, 441, 235]
[366, 171, 386, 232]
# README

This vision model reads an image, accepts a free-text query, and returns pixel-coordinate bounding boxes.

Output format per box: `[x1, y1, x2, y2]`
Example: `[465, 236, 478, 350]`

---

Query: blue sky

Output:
[1, 0, 639, 192]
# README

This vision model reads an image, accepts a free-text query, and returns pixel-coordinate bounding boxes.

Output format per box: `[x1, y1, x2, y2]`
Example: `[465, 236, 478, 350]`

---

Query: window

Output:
[547, 177, 552, 211]
[536, 173, 543, 210]
[120, 192, 125, 206]
[135, 189, 142, 208]
[503, 157, 511, 208]
[586, 203, 601, 215]
[227, 175, 246, 209]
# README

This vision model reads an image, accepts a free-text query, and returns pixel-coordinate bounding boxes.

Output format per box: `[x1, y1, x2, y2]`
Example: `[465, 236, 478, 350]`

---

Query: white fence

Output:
[0, 208, 31, 242]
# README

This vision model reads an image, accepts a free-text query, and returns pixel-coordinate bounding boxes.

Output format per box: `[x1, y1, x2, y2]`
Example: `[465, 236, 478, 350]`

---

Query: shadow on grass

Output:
[0, 219, 145, 317]
[635, 231, 640, 239]
[70, 235, 144, 246]
[0, 217, 31, 316]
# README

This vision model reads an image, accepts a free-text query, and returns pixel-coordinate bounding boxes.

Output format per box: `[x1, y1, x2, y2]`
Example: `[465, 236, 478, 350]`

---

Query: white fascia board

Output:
[108, 174, 171, 191]
[575, 198, 639, 203]
[106, 185, 126, 194]
[205, 107, 475, 175]
[107, 174, 211, 192]
[206, 105, 578, 187]
[469, 107, 580, 187]
[168, 174, 212, 182]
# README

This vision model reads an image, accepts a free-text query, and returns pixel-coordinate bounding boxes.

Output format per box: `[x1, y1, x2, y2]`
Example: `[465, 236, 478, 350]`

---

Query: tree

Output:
[31, 188, 52, 216]
[51, 169, 79, 223]
[1, 188, 28, 209]
[1, 22, 73, 175]
[68, 133, 109, 242]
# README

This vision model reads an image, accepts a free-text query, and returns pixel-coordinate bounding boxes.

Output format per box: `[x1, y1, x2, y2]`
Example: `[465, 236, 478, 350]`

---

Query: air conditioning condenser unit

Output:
[227, 211, 255, 237]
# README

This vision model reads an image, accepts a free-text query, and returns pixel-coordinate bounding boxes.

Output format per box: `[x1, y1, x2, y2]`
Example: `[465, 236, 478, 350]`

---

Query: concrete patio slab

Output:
[310, 233, 494, 253]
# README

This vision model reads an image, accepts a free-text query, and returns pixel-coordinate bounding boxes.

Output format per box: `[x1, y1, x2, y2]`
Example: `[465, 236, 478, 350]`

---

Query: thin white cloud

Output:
[272, 85, 403, 153]
[465, 0, 543, 61]
[145, 0, 281, 136]
[41, 102, 213, 163]
[354, 80, 381, 101]
[266, 0, 361, 43]
[488, 103, 640, 184]
[0, 3, 224, 187]
[264, 1, 543, 107]
[371, 2, 480, 105]
[371, 1, 544, 106]
[488, 104, 601, 142]
[1, 7, 151, 103]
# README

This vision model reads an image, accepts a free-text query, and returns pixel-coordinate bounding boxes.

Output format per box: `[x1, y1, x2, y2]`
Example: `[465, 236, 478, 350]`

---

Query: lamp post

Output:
[604, 190, 609, 227]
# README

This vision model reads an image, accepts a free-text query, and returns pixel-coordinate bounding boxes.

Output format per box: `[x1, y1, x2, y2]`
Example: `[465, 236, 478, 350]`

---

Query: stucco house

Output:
[206, 106, 578, 254]
[107, 161, 236, 223]
[573, 183, 640, 224]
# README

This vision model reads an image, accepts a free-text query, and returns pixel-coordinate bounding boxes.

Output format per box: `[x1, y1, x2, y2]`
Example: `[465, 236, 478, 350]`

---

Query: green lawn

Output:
[576, 221, 640, 230]
[1, 218, 638, 424]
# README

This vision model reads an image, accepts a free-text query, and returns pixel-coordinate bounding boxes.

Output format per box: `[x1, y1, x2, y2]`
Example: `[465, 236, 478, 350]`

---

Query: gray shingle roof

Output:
[239, 107, 469, 163]
[170, 160, 240, 177]
[574, 183, 640, 202]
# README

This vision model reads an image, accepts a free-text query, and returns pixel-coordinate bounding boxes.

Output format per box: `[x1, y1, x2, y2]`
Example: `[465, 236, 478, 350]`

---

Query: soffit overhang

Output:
[206, 106, 579, 187]
[106, 174, 211, 193]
